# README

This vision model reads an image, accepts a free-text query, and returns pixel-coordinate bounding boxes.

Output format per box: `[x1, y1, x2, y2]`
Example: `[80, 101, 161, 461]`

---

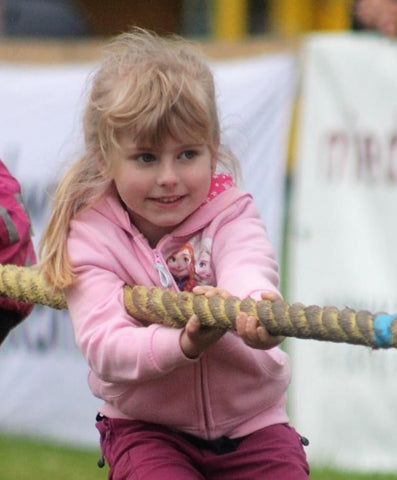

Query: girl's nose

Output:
[157, 160, 179, 187]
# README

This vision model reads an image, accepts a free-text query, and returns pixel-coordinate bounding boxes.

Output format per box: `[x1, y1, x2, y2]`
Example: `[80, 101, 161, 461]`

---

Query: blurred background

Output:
[0, 0, 353, 40]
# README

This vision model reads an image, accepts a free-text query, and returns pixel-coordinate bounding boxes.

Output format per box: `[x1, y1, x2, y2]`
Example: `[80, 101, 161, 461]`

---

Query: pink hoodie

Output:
[65, 177, 290, 440]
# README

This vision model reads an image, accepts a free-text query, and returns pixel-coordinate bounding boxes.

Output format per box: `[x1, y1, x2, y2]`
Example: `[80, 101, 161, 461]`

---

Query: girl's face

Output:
[111, 134, 216, 246]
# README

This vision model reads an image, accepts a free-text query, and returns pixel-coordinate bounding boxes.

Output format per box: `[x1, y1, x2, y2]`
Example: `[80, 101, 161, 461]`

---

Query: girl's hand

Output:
[180, 315, 226, 359]
[180, 285, 230, 358]
[236, 291, 285, 350]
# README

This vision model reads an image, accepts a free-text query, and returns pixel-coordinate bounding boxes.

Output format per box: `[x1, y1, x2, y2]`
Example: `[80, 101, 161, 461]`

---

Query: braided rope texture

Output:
[1, 263, 396, 349]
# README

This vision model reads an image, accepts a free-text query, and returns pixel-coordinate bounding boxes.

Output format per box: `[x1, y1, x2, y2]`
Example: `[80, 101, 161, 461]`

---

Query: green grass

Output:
[310, 469, 397, 480]
[1, 434, 397, 480]
[0, 435, 107, 480]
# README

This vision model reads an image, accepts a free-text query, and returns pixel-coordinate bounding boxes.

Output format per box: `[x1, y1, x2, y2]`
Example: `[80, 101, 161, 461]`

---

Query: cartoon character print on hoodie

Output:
[164, 173, 232, 291]
[165, 236, 215, 291]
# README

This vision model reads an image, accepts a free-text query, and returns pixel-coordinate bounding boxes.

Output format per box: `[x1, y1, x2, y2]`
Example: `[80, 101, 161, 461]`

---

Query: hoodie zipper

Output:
[155, 244, 211, 436]
[198, 356, 212, 438]
[153, 250, 172, 288]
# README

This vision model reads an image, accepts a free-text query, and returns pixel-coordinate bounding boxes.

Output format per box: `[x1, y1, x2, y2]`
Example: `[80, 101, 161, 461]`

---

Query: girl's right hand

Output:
[180, 315, 226, 359]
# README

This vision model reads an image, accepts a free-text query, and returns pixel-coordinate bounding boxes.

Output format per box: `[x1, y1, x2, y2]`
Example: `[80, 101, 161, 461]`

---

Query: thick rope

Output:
[1, 263, 397, 349]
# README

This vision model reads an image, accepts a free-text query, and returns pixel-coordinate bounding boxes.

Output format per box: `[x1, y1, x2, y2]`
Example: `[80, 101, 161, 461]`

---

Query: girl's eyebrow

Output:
[177, 143, 205, 149]
[123, 145, 153, 153]
[134, 146, 153, 151]
[124, 142, 205, 154]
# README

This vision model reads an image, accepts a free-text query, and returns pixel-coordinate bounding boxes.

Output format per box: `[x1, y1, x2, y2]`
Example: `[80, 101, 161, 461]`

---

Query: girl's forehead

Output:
[118, 130, 208, 150]
[112, 102, 215, 147]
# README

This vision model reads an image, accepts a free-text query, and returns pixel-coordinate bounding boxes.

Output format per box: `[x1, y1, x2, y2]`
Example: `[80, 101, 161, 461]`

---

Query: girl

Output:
[40, 28, 309, 479]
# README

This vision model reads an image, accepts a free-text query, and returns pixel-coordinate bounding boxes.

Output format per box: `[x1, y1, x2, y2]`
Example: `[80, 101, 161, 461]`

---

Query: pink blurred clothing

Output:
[0, 160, 36, 343]
[96, 417, 310, 480]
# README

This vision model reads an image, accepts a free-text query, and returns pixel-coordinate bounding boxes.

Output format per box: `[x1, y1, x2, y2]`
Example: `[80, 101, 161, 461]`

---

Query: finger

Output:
[216, 289, 230, 299]
[206, 288, 230, 299]
[204, 288, 219, 298]
[202, 287, 227, 298]
[235, 311, 248, 334]
[256, 326, 268, 342]
[185, 315, 200, 336]
[260, 291, 281, 302]
[192, 286, 212, 295]
[237, 314, 259, 342]
[245, 315, 261, 340]
[193, 285, 231, 299]
[237, 314, 274, 347]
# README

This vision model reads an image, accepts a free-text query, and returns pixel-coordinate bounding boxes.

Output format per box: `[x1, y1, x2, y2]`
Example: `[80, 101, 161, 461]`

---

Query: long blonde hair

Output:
[40, 27, 239, 289]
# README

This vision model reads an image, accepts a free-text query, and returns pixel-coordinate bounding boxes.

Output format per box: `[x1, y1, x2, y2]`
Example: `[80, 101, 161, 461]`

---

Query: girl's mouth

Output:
[151, 196, 184, 205]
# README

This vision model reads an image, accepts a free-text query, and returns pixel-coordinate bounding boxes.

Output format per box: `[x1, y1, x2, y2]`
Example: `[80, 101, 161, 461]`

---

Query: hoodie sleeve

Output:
[65, 219, 197, 385]
[210, 194, 280, 300]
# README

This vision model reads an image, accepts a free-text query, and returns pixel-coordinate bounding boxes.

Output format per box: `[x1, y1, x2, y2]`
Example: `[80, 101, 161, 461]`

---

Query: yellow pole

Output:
[269, 0, 315, 37]
[213, 0, 248, 40]
[314, 0, 352, 30]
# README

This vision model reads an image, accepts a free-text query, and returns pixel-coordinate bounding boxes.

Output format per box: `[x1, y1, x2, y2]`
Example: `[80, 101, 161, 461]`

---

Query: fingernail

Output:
[257, 326, 266, 339]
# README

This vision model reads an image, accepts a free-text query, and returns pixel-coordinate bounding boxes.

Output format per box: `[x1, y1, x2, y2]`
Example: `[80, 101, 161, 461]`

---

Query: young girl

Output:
[40, 28, 309, 479]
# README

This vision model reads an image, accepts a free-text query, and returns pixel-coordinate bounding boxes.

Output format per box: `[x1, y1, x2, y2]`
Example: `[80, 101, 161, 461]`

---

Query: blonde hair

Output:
[40, 27, 239, 289]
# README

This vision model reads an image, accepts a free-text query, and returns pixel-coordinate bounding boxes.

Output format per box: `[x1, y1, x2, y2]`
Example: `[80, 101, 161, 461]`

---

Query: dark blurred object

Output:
[352, 0, 397, 35]
[249, 0, 268, 35]
[352, 0, 366, 29]
[4, 0, 90, 37]
[74, 0, 181, 36]
[181, 0, 209, 37]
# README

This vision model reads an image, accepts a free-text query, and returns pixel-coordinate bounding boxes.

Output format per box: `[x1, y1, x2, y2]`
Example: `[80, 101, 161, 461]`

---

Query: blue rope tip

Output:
[373, 314, 397, 348]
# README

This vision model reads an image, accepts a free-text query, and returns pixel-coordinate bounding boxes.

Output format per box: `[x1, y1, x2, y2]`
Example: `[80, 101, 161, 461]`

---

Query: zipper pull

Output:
[155, 262, 171, 287]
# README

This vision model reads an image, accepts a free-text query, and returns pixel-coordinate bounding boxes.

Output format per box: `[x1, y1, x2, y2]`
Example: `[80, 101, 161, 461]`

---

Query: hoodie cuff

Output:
[150, 325, 199, 372]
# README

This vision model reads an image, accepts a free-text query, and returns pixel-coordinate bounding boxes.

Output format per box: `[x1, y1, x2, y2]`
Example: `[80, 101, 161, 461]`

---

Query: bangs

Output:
[107, 65, 219, 151]
[134, 98, 214, 147]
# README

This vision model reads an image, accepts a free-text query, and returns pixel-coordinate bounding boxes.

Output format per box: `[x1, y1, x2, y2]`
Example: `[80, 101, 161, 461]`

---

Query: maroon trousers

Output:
[96, 417, 310, 480]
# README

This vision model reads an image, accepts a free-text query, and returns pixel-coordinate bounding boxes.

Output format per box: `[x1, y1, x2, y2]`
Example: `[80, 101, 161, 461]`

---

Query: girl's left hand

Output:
[236, 291, 285, 350]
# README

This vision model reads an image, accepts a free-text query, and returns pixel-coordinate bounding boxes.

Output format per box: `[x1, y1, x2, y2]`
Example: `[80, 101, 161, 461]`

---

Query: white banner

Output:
[288, 33, 397, 472]
[0, 53, 296, 446]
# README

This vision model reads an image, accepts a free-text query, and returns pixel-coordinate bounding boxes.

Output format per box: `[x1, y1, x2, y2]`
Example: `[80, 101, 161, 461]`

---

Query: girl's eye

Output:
[136, 153, 156, 164]
[180, 150, 197, 160]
